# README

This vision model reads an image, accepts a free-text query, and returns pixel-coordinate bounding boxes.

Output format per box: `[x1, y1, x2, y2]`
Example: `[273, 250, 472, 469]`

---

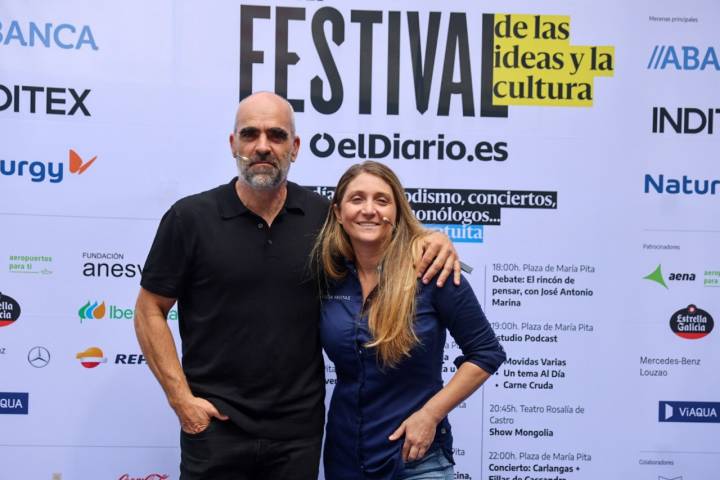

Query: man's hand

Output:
[416, 231, 460, 287]
[173, 395, 229, 434]
[388, 408, 441, 462]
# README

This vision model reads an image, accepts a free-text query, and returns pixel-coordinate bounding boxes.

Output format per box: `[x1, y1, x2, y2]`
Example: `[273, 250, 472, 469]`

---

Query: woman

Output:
[314, 161, 506, 479]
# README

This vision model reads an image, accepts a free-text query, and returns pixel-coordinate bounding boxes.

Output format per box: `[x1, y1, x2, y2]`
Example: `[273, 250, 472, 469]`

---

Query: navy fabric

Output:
[142, 179, 329, 439]
[320, 266, 506, 479]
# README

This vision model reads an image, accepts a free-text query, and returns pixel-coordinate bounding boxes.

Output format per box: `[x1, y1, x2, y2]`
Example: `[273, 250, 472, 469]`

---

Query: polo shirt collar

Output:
[217, 177, 307, 219]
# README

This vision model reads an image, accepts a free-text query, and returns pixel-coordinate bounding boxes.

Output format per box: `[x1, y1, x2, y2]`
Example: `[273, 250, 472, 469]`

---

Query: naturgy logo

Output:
[0, 149, 97, 183]
[0, 20, 98, 50]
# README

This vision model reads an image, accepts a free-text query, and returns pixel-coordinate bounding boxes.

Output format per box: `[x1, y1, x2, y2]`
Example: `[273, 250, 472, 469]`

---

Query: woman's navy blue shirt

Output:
[320, 266, 506, 479]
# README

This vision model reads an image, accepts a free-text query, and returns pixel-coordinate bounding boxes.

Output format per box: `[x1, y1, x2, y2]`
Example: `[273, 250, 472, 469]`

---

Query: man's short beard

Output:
[235, 154, 291, 190]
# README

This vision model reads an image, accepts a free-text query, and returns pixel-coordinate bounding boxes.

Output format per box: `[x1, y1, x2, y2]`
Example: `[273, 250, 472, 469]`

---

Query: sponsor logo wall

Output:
[0, 0, 717, 478]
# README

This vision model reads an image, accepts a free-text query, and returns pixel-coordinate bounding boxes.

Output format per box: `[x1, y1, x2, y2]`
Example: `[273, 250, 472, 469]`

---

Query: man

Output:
[134, 91, 459, 479]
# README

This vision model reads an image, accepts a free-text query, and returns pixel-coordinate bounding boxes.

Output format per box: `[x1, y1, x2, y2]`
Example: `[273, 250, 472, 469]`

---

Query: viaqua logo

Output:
[643, 264, 696, 289]
[0, 149, 96, 183]
[78, 300, 177, 322]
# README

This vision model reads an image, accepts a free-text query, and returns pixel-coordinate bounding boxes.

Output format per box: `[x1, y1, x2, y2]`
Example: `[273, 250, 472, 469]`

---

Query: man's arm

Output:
[416, 230, 461, 287]
[134, 287, 227, 433]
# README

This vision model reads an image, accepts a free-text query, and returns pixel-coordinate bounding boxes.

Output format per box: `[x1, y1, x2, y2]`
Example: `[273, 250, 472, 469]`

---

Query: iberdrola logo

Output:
[78, 300, 106, 322]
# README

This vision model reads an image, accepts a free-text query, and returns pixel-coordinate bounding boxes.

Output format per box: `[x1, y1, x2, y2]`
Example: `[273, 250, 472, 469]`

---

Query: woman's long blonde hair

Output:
[313, 161, 426, 367]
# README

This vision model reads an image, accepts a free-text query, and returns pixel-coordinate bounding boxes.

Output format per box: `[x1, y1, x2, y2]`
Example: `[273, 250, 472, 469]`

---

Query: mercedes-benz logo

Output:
[28, 346, 50, 368]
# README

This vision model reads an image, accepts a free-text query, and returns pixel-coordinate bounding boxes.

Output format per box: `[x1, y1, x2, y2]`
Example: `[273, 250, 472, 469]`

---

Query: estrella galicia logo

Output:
[669, 304, 714, 339]
[0, 20, 98, 50]
[659, 401, 720, 423]
[0, 392, 29, 414]
[78, 300, 106, 322]
[647, 45, 720, 70]
[0, 292, 21, 327]
[643, 264, 696, 288]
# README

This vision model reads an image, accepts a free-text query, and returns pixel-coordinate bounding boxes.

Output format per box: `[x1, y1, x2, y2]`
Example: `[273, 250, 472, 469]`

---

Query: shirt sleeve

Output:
[431, 276, 506, 374]
[140, 206, 190, 299]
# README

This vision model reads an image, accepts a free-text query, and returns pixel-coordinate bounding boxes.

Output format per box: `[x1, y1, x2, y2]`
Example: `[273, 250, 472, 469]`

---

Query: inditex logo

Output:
[76, 347, 107, 368]
[0, 20, 98, 50]
[669, 304, 714, 339]
[659, 401, 720, 423]
[0, 84, 91, 116]
[651, 107, 720, 134]
[647, 45, 719, 70]
[0, 292, 21, 327]
[0, 149, 97, 184]
[0, 392, 29, 414]
[643, 264, 696, 288]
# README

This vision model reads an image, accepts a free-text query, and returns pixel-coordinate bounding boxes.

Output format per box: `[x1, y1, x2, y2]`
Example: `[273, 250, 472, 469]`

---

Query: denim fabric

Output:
[397, 447, 454, 480]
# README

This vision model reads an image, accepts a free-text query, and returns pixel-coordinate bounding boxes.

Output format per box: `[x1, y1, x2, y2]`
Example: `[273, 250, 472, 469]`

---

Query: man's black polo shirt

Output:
[141, 178, 329, 439]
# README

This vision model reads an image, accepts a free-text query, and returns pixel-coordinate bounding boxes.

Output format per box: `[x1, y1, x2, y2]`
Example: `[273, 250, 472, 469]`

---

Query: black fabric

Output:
[142, 179, 329, 439]
[179, 419, 322, 480]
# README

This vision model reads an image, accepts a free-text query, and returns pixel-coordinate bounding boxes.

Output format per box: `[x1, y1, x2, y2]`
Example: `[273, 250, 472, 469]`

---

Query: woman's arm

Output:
[389, 362, 490, 462]
[390, 276, 506, 462]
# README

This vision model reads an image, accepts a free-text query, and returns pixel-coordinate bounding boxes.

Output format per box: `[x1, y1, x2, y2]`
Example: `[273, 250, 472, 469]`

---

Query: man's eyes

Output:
[238, 128, 288, 141]
[267, 129, 289, 141]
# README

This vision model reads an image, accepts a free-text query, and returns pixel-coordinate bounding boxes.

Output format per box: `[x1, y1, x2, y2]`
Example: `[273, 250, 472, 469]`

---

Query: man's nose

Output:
[255, 133, 271, 155]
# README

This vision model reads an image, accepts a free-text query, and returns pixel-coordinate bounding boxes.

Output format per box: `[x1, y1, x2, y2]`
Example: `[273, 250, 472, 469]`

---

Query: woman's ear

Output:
[333, 203, 342, 224]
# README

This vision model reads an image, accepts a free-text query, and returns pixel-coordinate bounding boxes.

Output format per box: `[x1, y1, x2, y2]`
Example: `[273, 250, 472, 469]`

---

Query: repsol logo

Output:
[0, 84, 91, 116]
[0, 149, 96, 184]
[652, 107, 719, 134]
[0, 20, 98, 50]
[647, 45, 719, 70]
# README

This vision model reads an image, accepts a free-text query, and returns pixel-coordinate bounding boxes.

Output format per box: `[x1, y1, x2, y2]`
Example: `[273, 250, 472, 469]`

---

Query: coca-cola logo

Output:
[118, 475, 169, 480]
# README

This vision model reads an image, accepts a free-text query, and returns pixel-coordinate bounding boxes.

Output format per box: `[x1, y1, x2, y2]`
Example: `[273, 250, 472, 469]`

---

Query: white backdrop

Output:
[1, 1, 718, 479]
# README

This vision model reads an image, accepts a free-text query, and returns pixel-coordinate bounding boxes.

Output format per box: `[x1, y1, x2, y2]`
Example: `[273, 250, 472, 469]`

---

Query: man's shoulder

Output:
[170, 181, 232, 215]
[288, 181, 331, 211]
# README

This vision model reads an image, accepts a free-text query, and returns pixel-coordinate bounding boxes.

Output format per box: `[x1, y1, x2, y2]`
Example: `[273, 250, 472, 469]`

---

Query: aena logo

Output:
[643, 264, 696, 288]
[0, 149, 97, 183]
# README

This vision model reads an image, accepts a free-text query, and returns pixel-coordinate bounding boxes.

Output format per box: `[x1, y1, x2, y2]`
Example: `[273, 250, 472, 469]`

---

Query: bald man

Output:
[134, 92, 458, 479]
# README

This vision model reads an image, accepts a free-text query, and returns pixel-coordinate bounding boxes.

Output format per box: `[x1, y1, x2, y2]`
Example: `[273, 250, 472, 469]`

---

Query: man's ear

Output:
[291, 135, 300, 162]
